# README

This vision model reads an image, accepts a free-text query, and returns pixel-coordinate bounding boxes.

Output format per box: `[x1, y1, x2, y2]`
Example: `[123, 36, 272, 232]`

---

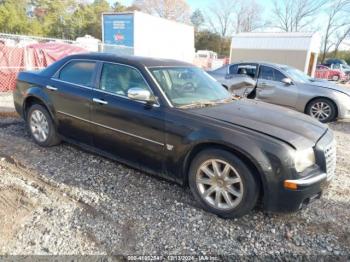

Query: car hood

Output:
[308, 80, 350, 96]
[188, 99, 328, 150]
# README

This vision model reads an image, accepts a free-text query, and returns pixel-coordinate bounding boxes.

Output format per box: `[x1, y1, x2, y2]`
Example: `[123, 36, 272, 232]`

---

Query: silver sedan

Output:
[208, 62, 350, 123]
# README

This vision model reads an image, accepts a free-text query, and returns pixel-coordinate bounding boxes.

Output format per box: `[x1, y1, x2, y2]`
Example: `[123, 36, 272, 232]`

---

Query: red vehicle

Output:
[315, 64, 347, 82]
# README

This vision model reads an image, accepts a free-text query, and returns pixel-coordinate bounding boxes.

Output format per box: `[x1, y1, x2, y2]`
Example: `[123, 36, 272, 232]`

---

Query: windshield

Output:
[281, 66, 312, 83]
[149, 67, 231, 107]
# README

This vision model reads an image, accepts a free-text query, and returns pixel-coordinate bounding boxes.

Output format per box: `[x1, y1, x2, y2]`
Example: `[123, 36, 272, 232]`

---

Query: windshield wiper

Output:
[179, 97, 235, 109]
[178, 101, 218, 109]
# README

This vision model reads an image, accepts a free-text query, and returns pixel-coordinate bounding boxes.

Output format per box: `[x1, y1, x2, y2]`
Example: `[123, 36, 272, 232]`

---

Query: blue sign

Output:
[103, 14, 134, 47]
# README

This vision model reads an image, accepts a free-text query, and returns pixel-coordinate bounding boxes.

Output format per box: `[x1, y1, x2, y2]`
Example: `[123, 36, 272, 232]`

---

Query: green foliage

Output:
[0, 0, 31, 34]
[0, 0, 127, 39]
[195, 30, 231, 57]
[0, 0, 231, 57]
[320, 51, 350, 64]
[191, 9, 204, 30]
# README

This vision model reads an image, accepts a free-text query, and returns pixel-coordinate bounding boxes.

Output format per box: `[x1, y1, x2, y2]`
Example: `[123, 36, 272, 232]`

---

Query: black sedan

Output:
[13, 53, 336, 218]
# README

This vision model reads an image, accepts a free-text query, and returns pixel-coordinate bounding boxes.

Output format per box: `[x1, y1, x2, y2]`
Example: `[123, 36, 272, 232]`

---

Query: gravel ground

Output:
[0, 116, 349, 259]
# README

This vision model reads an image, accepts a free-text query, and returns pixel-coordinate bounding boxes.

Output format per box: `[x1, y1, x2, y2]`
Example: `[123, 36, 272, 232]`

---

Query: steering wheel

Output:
[182, 82, 196, 93]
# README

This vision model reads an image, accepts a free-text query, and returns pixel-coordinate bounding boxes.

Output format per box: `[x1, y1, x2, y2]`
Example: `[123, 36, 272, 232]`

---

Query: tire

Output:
[26, 104, 61, 147]
[188, 149, 259, 218]
[332, 75, 340, 81]
[306, 98, 337, 123]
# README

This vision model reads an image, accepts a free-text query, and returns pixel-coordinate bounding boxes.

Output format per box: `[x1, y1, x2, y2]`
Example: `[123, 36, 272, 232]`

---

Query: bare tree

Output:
[206, 0, 265, 37]
[333, 26, 350, 57]
[321, 0, 350, 62]
[133, 0, 191, 23]
[272, 0, 327, 32]
[234, 0, 264, 33]
[206, 0, 236, 37]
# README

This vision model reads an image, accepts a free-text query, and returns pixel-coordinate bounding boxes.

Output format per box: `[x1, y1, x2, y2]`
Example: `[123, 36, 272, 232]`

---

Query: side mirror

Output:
[282, 78, 293, 85]
[127, 88, 156, 103]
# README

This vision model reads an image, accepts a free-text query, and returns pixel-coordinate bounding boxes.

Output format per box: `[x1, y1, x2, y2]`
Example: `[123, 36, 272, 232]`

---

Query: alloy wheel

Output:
[310, 102, 332, 121]
[29, 110, 49, 142]
[196, 159, 244, 210]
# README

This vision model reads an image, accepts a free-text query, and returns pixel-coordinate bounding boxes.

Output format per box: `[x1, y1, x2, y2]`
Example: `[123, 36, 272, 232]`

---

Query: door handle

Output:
[93, 98, 108, 105]
[46, 85, 57, 91]
[260, 82, 268, 87]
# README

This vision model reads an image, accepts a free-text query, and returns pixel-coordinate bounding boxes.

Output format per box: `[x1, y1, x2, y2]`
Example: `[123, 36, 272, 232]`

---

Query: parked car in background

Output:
[315, 64, 347, 82]
[14, 53, 336, 218]
[330, 63, 350, 80]
[209, 62, 350, 123]
[208, 64, 256, 97]
[323, 58, 347, 67]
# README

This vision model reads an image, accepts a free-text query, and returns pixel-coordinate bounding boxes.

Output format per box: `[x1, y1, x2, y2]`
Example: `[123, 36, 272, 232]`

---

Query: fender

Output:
[180, 126, 276, 194]
[23, 86, 58, 125]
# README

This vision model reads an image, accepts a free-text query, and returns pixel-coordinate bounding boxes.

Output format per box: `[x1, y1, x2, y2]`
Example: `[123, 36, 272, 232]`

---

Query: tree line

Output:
[1, 0, 350, 62]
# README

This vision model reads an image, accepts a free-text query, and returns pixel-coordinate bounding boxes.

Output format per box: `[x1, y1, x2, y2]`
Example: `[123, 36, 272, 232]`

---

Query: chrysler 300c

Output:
[13, 53, 336, 218]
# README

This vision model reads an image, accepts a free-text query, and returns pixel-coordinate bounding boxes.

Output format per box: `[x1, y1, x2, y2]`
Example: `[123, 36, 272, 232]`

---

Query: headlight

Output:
[294, 148, 315, 173]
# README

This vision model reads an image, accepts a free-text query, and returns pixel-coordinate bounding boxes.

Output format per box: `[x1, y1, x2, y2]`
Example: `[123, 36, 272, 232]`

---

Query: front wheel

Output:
[332, 75, 340, 81]
[306, 98, 337, 123]
[188, 149, 259, 218]
[26, 104, 61, 147]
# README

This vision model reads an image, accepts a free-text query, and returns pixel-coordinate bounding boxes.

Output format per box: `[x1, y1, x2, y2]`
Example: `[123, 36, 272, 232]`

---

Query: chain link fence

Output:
[0, 33, 133, 92]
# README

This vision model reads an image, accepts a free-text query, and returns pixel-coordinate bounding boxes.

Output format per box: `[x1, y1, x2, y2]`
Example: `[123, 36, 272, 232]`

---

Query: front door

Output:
[91, 62, 165, 174]
[48, 60, 96, 145]
[256, 65, 298, 109]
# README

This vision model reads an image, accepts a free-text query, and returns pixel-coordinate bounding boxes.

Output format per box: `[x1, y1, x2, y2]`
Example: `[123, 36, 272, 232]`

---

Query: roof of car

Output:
[231, 61, 288, 68]
[65, 52, 194, 68]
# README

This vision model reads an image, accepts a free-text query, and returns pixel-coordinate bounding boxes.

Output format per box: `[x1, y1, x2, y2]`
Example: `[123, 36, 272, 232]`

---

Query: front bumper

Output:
[335, 93, 350, 119]
[285, 172, 327, 187]
[265, 171, 330, 212]
[264, 130, 335, 213]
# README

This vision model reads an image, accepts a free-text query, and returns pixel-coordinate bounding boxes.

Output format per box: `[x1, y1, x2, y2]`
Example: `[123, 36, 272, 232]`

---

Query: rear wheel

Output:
[188, 149, 259, 218]
[306, 98, 337, 123]
[26, 104, 61, 147]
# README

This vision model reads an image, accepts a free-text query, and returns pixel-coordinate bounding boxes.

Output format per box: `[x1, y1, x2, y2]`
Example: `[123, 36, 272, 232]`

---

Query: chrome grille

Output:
[324, 140, 336, 180]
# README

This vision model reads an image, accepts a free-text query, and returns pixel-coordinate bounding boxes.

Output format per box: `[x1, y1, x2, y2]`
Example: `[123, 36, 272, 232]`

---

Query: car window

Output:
[236, 64, 257, 78]
[99, 63, 150, 97]
[259, 66, 286, 82]
[211, 65, 228, 75]
[59, 61, 96, 87]
[229, 64, 238, 74]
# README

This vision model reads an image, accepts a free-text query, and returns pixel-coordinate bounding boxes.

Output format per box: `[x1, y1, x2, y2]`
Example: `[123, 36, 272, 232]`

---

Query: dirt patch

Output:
[0, 112, 18, 118]
[0, 186, 36, 247]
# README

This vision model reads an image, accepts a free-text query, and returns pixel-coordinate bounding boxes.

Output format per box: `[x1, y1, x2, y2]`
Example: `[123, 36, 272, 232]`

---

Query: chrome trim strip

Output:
[57, 111, 165, 146]
[92, 88, 160, 107]
[285, 173, 327, 186]
[51, 78, 94, 90]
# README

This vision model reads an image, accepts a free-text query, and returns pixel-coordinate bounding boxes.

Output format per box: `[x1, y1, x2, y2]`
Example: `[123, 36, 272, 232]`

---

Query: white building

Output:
[102, 11, 195, 63]
[230, 32, 321, 76]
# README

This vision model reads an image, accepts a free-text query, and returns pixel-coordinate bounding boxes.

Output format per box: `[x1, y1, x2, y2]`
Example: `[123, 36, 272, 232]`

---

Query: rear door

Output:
[91, 62, 166, 173]
[48, 60, 96, 144]
[256, 65, 298, 109]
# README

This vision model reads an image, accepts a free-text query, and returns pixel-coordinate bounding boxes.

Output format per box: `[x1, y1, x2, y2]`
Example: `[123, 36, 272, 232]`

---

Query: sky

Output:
[114, 0, 279, 27]
[115, 0, 274, 13]
[112, 0, 332, 41]
[107, 1, 350, 51]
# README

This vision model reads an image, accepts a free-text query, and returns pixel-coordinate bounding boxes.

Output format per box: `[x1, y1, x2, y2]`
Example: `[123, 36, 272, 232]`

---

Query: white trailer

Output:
[229, 32, 321, 76]
[102, 11, 195, 63]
